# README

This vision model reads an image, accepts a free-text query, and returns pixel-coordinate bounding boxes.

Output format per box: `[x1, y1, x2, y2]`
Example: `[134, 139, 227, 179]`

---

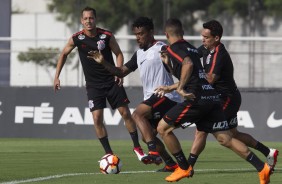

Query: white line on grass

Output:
[1, 168, 281, 184]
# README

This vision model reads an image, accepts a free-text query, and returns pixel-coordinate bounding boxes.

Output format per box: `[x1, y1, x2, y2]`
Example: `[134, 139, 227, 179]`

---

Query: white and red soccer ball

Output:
[99, 154, 122, 174]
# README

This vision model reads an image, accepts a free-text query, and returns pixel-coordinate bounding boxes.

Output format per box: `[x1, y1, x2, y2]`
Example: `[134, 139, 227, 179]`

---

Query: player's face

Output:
[201, 29, 218, 51]
[133, 27, 152, 49]
[81, 10, 96, 31]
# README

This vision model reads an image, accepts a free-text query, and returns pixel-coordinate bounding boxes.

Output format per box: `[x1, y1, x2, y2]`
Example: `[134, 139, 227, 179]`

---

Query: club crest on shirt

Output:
[78, 34, 85, 40]
[97, 40, 105, 50]
[99, 34, 106, 39]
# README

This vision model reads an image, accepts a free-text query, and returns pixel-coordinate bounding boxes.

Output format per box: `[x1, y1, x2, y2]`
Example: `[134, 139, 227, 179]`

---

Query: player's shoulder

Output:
[72, 30, 84, 38]
[97, 27, 113, 38]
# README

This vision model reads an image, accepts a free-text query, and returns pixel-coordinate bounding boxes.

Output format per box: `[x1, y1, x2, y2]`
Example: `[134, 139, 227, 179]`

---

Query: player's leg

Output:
[87, 86, 113, 155]
[213, 130, 272, 184]
[224, 91, 279, 169]
[108, 83, 145, 160]
[132, 103, 161, 163]
[231, 128, 279, 169]
[155, 136, 178, 172]
[157, 119, 193, 182]
[91, 109, 113, 154]
[188, 129, 208, 167]
[117, 105, 146, 160]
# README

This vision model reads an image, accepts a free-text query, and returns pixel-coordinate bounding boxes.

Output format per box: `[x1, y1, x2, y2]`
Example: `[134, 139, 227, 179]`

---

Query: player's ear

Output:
[215, 35, 220, 42]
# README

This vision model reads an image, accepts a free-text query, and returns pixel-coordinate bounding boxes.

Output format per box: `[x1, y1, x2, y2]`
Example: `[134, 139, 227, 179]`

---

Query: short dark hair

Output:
[165, 18, 184, 36]
[81, 7, 96, 17]
[203, 20, 223, 38]
[132, 17, 154, 31]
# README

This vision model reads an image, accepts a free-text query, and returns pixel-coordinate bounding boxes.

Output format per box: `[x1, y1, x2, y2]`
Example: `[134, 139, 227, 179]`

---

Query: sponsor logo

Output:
[153, 112, 161, 119]
[212, 120, 229, 130]
[267, 111, 282, 128]
[187, 47, 198, 53]
[180, 122, 193, 129]
[164, 115, 173, 121]
[99, 34, 106, 39]
[78, 34, 85, 40]
[202, 84, 214, 90]
[140, 59, 146, 65]
[229, 117, 238, 126]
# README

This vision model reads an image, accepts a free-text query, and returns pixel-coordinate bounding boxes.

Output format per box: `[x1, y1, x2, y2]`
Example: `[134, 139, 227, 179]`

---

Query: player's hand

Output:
[115, 77, 123, 86]
[87, 50, 104, 64]
[176, 89, 196, 100]
[159, 50, 169, 65]
[54, 78, 61, 92]
[154, 85, 171, 97]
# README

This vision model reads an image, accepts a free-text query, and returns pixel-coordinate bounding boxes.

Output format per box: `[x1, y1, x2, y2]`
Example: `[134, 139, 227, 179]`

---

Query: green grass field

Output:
[0, 138, 281, 184]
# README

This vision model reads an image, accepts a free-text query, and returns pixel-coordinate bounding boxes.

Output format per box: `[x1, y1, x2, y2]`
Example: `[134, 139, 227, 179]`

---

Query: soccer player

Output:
[188, 19, 279, 171]
[154, 18, 272, 183]
[53, 7, 146, 160]
[87, 17, 181, 172]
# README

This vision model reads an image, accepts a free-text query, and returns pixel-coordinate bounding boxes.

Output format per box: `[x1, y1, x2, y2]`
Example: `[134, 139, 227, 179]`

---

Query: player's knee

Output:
[216, 134, 232, 148]
[119, 109, 131, 120]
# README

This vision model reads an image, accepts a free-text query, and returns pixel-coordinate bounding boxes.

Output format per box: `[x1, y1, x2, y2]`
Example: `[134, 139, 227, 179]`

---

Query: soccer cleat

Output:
[133, 146, 147, 161]
[267, 148, 279, 169]
[258, 163, 271, 184]
[141, 151, 163, 165]
[157, 163, 179, 172]
[165, 165, 194, 182]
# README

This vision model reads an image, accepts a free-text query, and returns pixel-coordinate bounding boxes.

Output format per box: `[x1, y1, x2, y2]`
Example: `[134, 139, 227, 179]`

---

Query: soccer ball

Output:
[99, 154, 122, 174]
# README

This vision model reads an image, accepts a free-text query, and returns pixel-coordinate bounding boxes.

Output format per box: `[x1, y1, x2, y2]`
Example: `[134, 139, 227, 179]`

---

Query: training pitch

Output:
[0, 138, 281, 184]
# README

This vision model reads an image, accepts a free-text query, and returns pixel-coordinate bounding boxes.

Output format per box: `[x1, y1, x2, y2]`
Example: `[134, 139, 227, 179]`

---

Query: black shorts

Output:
[142, 94, 178, 129]
[163, 98, 229, 133]
[220, 90, 241, 128]
[86, 83, 130, 111]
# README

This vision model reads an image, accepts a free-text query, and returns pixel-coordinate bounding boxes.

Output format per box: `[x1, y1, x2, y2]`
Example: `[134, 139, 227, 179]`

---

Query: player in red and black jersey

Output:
[154, 18, 272, 183]
[188, 20, 277, 183]
[53, 7, 145, 160]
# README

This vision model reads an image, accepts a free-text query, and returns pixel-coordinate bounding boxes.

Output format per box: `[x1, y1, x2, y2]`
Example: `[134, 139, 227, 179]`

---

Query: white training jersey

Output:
[125, 41, 182, 102]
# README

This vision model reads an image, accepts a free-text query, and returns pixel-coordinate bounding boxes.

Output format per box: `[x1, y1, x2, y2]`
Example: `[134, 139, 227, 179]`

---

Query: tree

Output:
[18, 47, 74, 83]
[47, 0, 212, 34]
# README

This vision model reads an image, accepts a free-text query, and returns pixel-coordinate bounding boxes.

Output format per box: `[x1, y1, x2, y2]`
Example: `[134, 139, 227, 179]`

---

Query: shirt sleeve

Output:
[124, 51, 138, 71]
[167, 45, 189, 63]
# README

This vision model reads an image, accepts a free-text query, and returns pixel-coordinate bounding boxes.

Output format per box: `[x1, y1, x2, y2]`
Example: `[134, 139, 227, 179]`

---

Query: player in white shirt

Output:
[88, 17, 181, 172]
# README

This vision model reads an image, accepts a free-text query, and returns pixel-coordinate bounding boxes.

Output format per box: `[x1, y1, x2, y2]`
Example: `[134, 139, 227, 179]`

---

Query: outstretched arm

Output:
[87, 50, 131, 78]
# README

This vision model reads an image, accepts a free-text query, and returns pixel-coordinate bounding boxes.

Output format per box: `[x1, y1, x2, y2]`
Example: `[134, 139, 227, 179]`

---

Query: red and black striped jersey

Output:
[167, 39, 216, 98]
[72, 28, 115, 87]
[199, 43, 238, 96]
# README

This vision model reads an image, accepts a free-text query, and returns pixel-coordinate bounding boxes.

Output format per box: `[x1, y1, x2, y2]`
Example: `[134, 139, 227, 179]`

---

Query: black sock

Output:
[99, 136, 113, 154]
[164, 157, 177, 166]
[187, 153, 198, 167]
[255, 142, 270, 157]
[147, 141, 157, 152]
[246, 152, 265, 172]
[173, 150, 189, 170]
[129, 130, 140, 148]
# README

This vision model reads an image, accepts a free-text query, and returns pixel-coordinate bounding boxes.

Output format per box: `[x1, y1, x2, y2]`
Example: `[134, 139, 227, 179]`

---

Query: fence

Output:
[0, 36, 282, 88]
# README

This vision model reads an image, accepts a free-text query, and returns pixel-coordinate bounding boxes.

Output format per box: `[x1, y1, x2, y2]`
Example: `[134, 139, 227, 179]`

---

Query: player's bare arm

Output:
[109, 35, 124, 85]
[177, 56, 196, 100]
[206, 73, 220, 85]
[154, 82, 179, 98]
[88, 50, 131, 78]
[54, 37, 75, 92]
